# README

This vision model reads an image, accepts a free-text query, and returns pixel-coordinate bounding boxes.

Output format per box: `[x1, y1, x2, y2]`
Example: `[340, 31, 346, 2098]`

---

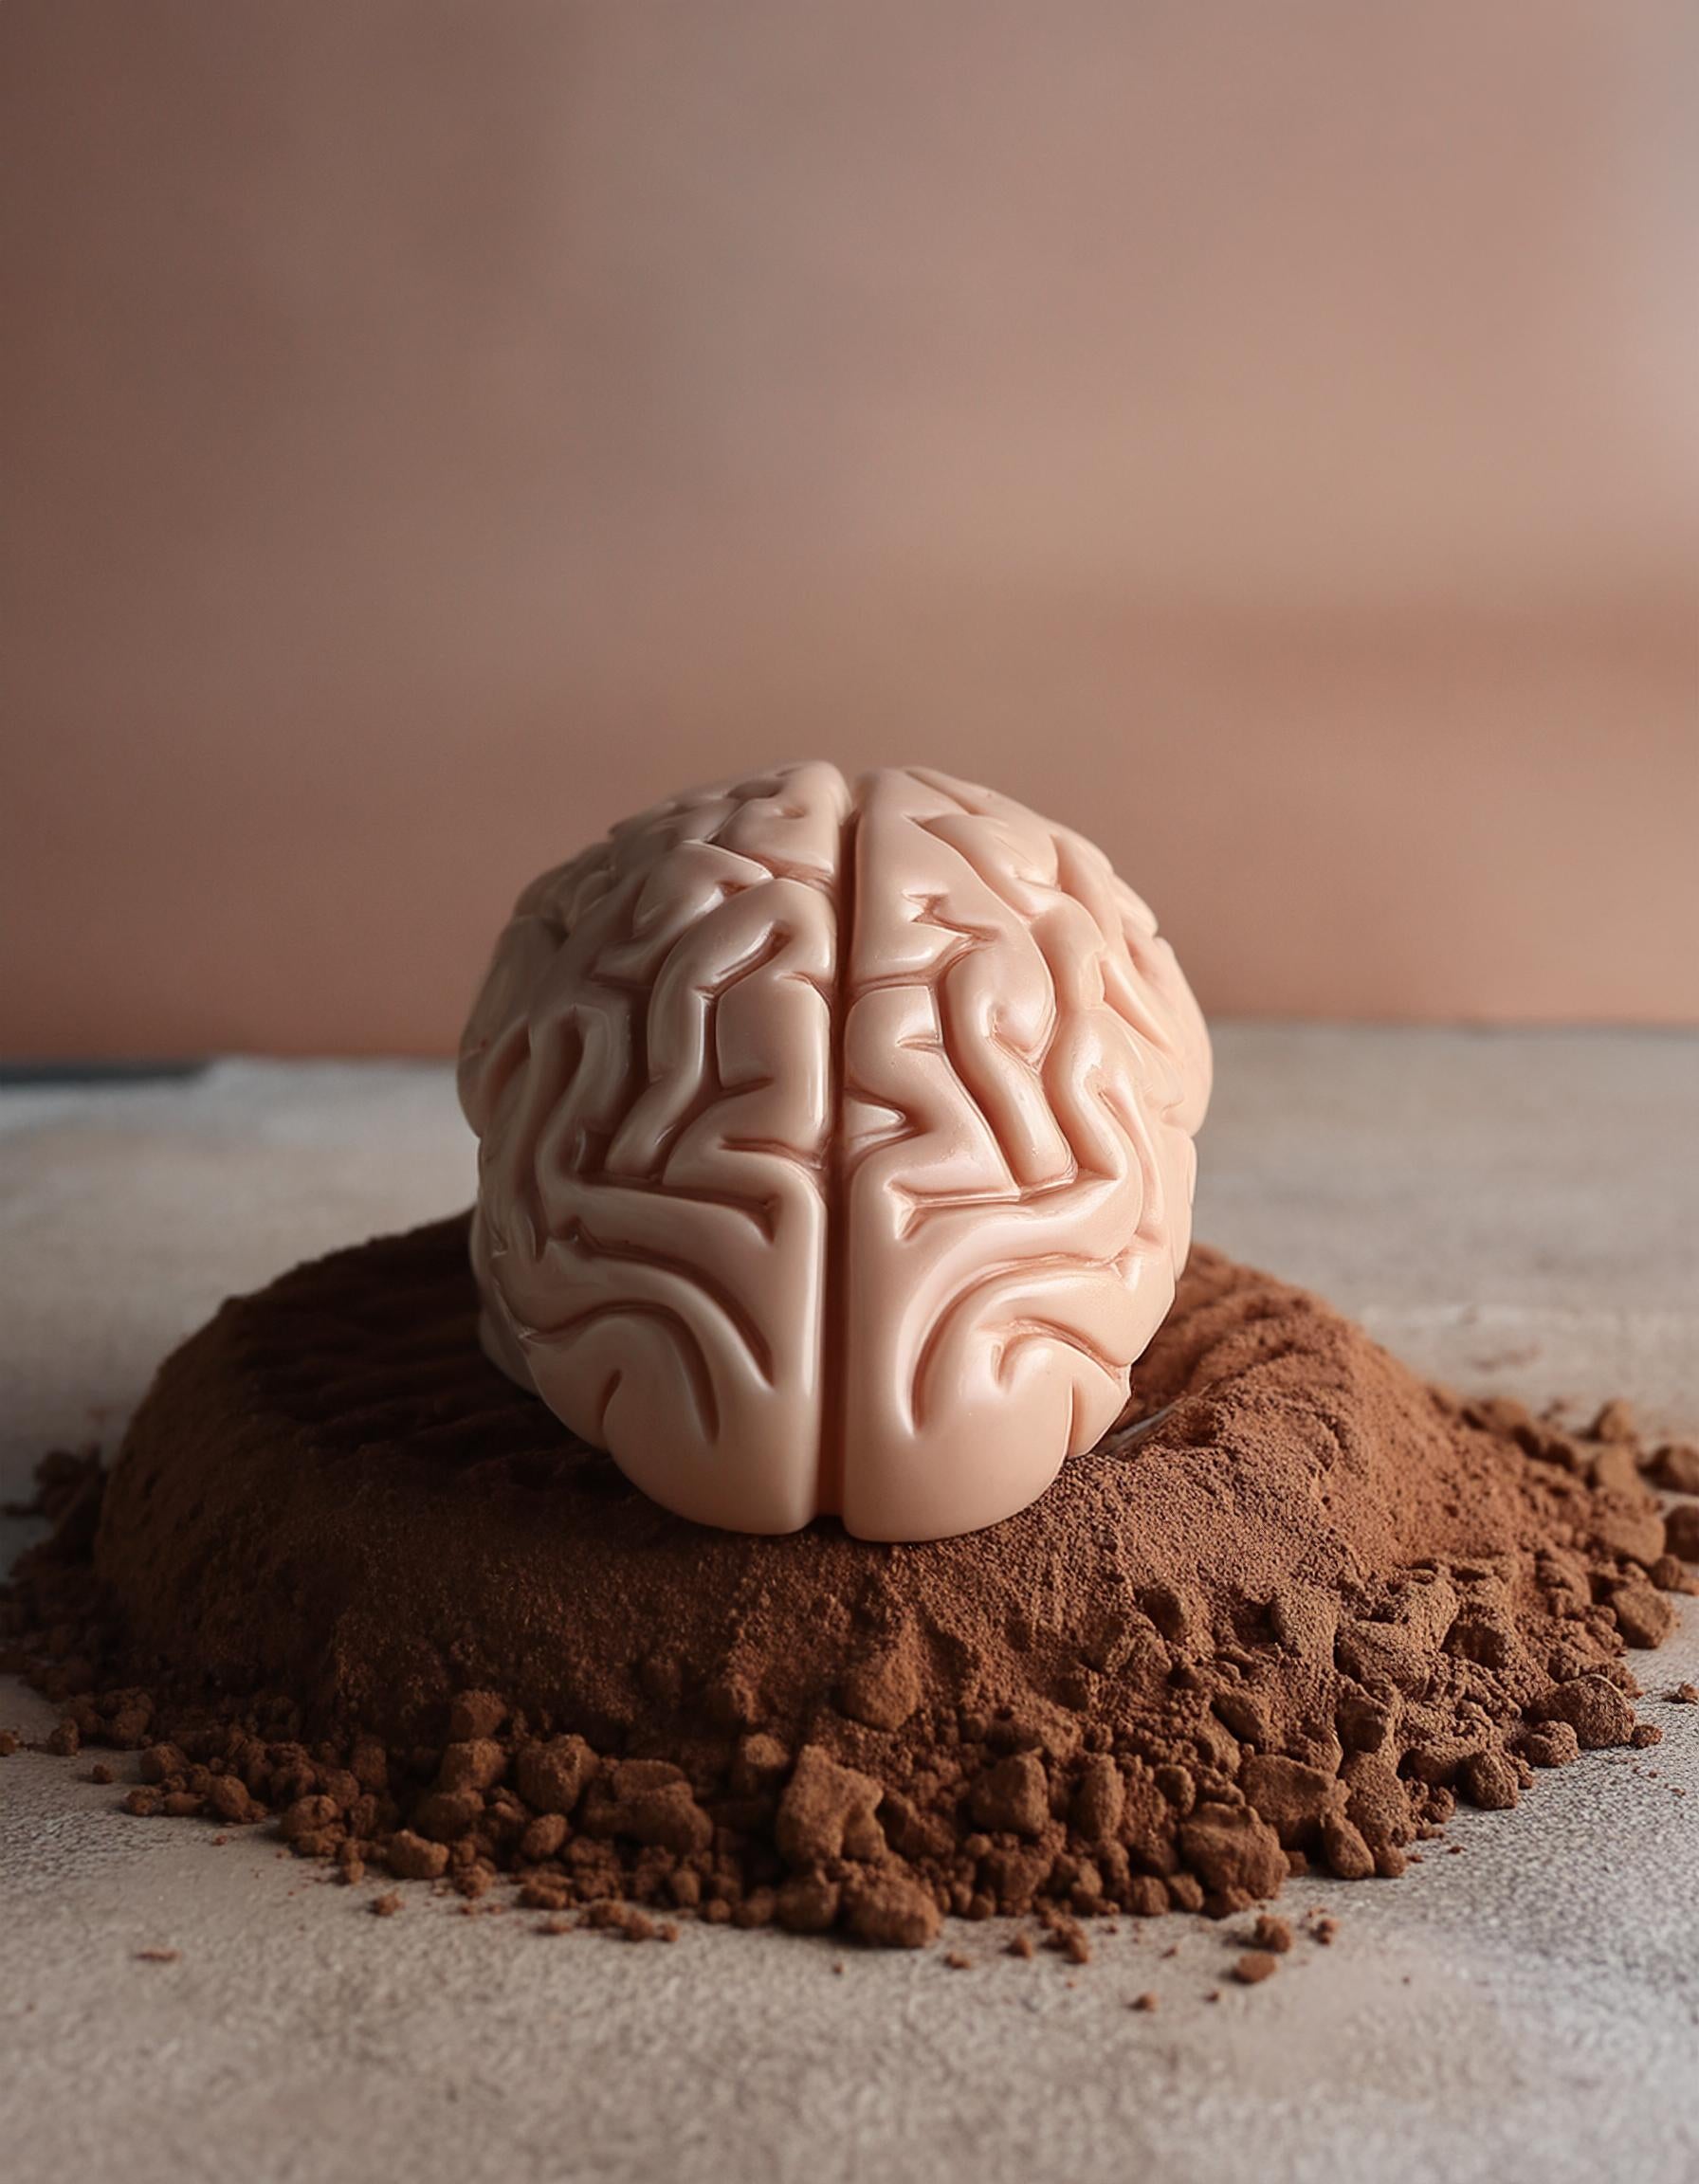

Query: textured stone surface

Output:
[3, 1029, 1697, 2184]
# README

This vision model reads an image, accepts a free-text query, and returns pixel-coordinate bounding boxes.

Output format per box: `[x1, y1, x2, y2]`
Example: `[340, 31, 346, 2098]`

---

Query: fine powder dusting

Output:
[2, 1216, 1693, 1949]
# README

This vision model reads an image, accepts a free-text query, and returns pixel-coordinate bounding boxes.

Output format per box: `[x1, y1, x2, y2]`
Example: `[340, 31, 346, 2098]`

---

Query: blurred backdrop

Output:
[2, 0, 1695, 1056]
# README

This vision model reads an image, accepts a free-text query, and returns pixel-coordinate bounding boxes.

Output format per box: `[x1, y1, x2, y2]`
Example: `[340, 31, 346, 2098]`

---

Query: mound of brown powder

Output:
[2, 1216, 1691, 1946]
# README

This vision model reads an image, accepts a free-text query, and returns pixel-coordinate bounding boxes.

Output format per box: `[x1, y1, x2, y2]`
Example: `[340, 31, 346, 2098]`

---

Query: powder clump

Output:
[0, 1217, 1686, 1948]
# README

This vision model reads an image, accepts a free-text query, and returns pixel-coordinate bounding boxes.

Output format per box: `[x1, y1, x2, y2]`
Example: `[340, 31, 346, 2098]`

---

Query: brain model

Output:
[458, 764, 1211, 1540]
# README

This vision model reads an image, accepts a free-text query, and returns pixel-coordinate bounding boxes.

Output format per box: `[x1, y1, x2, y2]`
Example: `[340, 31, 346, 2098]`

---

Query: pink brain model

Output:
[457, 764, 1211, 1540]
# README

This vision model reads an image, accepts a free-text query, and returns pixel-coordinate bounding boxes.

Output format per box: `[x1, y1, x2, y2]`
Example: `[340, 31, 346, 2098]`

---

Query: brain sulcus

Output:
[457, 763, 1210, 1540]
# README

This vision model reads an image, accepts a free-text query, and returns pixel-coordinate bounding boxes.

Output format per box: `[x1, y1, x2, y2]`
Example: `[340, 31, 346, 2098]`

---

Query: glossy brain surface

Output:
[457, 765, 1211, 1540]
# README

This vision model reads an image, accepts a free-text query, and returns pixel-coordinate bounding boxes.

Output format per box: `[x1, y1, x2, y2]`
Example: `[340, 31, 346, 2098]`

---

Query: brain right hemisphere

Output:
[458, 763, 1211, 1540]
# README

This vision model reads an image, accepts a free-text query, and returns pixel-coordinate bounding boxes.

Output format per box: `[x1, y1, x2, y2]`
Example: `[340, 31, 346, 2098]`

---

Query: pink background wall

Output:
[3, 2, 1695, 1055]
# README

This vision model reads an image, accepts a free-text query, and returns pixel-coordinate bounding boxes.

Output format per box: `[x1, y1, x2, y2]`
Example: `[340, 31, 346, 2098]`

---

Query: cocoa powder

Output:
[1, 1216, 1691, 1948]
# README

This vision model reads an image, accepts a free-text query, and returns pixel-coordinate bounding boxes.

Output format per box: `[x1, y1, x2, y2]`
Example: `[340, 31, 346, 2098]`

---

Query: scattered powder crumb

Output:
[1251, 1914, 1293, 1955]
[0, 1731, 18, 1757]
[1648, 1444, 1699, 1493]
[1130, 1993, 1159, 2013]
[385, 1830, 448, 1884]
[1006, 1933, 1035, 1960]
[943, 1951, 973, 1971]
[370, 1893, 403, 1918]
[1042, 1919, 1091, 1965]
[46, 1719, 80, 1756]
[1233, 1951, 1279, 1985]
[1651, 1441, 1694, 1493]
[1665, 1502, 1699, 1563]
[1630, 1725, 1663, 1748]
[1307, 1917, 1339, 1946]
[134, 1948, 179, 1963]
[89, 1762, 115, 1784]
[1672, 1684, 1699, 1705]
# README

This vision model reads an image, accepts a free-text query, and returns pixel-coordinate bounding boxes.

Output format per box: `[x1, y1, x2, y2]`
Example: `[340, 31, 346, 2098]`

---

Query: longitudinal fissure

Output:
[816, 796, 860, 1516]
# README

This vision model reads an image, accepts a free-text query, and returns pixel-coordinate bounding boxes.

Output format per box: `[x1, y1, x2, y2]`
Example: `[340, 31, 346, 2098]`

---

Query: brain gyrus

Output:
[458, 764, 1211, 1540]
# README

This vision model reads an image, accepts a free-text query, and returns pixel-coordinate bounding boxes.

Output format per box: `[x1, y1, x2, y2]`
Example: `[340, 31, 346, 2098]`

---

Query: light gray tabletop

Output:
[4, 1028, 1697, 2184]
